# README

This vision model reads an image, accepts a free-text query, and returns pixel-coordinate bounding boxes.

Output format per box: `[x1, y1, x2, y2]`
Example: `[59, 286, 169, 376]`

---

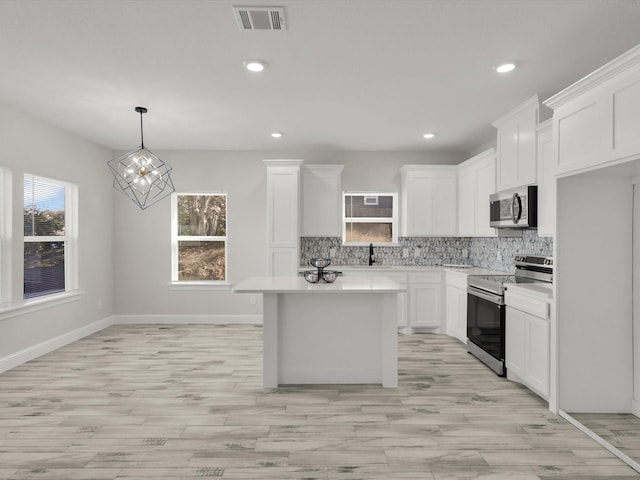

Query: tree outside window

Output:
[172, 194, 227, 282]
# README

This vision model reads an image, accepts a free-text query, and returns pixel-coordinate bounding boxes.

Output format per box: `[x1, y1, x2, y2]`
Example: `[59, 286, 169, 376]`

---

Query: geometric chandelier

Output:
[107, 106, 175, 210]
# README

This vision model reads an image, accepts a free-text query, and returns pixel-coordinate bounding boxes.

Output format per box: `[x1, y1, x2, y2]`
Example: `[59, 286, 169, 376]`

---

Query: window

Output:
[342, 192, 398, 245]
[171, 193, 227, 284]
[23, 174, 78, 300]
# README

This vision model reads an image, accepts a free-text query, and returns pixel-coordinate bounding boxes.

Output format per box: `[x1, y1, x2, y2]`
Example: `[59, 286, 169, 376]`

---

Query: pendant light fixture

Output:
[107, 106, 175, 210]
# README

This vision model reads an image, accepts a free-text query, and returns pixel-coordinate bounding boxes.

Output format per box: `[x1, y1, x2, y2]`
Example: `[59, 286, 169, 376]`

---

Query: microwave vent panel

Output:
[233, 6, 286, 31]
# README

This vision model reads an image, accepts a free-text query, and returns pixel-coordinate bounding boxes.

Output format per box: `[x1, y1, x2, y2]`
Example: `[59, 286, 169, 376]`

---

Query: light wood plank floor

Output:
[0, 324, 637, 479]
[570, 413, 640, 468]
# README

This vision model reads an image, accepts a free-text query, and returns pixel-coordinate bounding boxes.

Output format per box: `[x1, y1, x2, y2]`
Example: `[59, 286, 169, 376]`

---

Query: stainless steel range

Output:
[466, 255, 553, 376]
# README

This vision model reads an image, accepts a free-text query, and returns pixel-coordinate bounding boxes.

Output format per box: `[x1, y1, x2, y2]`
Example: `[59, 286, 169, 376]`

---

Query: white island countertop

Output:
[234, 275, 406, 294]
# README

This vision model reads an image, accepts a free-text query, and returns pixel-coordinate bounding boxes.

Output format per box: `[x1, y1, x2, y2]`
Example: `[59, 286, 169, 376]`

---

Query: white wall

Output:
[113, 150, 464, 317]
[0, 103, 115, 359]
[557, 174, 633, 412]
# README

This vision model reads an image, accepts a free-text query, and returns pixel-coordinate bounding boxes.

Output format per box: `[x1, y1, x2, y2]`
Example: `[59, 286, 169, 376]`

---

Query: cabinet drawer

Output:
[505, 291, 549, 319]
[445, 272, 468, 290]
[409, 272, 442, 284]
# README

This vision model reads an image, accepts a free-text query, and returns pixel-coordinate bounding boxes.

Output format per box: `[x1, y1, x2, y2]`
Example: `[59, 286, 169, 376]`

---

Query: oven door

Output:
[467, 286, 506, 375]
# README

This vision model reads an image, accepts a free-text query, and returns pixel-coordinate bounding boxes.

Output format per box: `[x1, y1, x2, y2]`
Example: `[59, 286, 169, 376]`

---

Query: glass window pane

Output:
[345, 222, 392, 243]
[345, 195, 393, 218]
[24, 241, 65, 299]
[178, 241, 225, 281]
[23, 176, 65, 236]
[177, 195, 226, 236]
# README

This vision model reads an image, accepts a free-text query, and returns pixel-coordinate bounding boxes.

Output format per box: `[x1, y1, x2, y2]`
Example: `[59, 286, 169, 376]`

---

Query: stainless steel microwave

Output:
[490, 185, 537, 229]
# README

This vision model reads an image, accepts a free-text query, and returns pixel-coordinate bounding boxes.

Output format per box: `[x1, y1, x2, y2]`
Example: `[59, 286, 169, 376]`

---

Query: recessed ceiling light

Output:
[496, 62, 516, 73]
[423, 133, 436, 139]
[244, 60, 267, 72]
[271, 132, 283, 138]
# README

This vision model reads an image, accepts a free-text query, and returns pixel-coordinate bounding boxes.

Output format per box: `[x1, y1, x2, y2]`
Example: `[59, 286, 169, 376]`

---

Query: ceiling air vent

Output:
[233, 6, 286, 31]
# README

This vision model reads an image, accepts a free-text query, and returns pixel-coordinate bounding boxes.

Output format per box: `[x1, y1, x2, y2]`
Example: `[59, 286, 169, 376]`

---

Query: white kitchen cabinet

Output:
[301, 165, 343, 237]
[492, 95, 541, 191]
[505, 288, 551, 399]
[345, 269, 408, 329]
[544, 44, 640, 176]
[445, 271, 468, 343]
[409, 272, 443, 331]
[457, 148, 496, 237]
[264, 159, 303, 276]
[536, 120, 555, 237]
[505, 306, 527, 380]
[400, 166, 457, 236]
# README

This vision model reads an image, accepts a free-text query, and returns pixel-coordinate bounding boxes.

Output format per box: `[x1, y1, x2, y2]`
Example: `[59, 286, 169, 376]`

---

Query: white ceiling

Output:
[1, 0, 640, 156]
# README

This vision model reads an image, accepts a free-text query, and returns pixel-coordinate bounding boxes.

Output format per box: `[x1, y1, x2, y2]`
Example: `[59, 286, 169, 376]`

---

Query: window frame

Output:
[342, 191, 399, 246]
[23, 174, 79, 302]
[170, 192, 229, 290]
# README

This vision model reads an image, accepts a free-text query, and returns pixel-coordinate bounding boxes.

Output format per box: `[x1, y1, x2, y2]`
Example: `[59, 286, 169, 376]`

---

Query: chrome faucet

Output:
[368, 242, 375, 266]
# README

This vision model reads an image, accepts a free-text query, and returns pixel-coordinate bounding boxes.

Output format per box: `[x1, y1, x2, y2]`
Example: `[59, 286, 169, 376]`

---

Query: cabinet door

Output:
[475, 156, 496, 236]
[432, 173, 457, 235]
[405, 174, 432, 235]
[301, 166, 342, 236]
[506, 307, 526, 381]
[446, 285, 460, 337]
[455, 287, 468, 343]
[457, 167, 475, 236]
[517, 108, 538, 186]
[496, 116, 519, 191]
[536, 122, 555, 237]
[410, 283, 442, 329]
[526, 314, 550, 398]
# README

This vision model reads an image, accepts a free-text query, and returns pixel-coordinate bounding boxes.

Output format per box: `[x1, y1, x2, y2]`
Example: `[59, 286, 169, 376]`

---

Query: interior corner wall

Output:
[0, 103, 115, 359]
[112, 150, 465, 317]
[557, 174, 633, 413]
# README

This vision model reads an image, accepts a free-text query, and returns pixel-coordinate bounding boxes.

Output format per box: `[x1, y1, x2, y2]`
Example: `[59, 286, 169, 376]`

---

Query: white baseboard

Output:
[113, 314, 263, 325]
[0, 315, 115, 374]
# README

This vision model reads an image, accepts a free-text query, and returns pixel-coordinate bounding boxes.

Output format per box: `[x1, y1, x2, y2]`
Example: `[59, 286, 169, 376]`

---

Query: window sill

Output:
[168, 282, 231, 292]
[0, 290, 84, 321]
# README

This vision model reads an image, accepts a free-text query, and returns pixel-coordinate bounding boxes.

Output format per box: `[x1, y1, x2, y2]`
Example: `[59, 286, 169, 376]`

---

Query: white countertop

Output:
[234, 276, 407, 293]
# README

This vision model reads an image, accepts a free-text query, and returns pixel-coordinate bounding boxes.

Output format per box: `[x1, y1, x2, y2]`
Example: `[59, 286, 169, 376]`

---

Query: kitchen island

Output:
[233, 276, 405, 388]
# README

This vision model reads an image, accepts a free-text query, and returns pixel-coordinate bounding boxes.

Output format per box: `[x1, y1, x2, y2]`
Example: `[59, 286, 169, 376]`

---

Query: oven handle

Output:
[468, 286, 505, 305]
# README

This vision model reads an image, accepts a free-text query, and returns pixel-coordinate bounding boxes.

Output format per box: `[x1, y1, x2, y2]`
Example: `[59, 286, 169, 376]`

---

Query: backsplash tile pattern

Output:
[469, 230, 553, 272]
[300, 230, 552, 273]
[300, 237, 472, 267]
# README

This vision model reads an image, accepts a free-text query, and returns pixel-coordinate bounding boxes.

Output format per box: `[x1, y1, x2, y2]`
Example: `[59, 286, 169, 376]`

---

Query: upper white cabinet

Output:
[492, 95, 541, 191]
[264, 159, 303, 276]
[457, 148, 496, 236]
[545, 44, 640, 176]
[301, 165, 343, 237]
[536, 120, 555, 237]
[400, 166, 457, 236]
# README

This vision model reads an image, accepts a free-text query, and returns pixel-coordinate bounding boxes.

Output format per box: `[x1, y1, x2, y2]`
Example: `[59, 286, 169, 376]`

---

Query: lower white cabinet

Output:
[346, 270, 408, 329]
[343, 269, 442, 333]
[445, 271, 468, 343]
[505, 289, 551, 399]
[409, 273, 443, 331]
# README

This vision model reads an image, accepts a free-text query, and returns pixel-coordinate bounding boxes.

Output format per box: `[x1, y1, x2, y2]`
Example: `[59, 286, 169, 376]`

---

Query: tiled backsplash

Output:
[300, 230, 552, 273]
